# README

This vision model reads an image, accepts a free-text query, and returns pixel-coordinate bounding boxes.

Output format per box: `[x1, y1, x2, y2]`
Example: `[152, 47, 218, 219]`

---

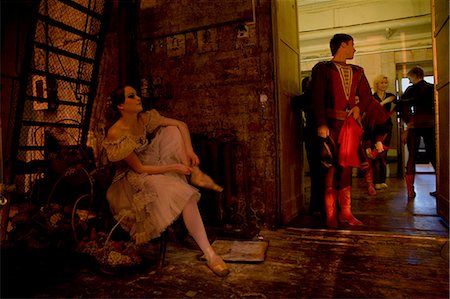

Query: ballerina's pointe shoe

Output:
[206, 255, 230, 277]
[190, 167, 224, 192]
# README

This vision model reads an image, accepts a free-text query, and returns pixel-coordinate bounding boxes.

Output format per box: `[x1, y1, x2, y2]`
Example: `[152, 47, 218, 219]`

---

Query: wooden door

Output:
[272, 0, 303, 224]
[431, 0, 449, 223]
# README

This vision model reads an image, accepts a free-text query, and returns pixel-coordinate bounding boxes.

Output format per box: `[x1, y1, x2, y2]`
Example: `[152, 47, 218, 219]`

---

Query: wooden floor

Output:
[2, 166, 449, 298]
[288, 164, 448, 237]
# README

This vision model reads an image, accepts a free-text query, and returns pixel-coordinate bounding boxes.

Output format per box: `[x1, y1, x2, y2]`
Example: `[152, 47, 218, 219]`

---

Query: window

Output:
[400, 76, 434, 93]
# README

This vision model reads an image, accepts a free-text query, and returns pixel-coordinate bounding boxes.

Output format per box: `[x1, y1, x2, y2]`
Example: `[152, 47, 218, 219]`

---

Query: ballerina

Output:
[102, 85, 229, 276]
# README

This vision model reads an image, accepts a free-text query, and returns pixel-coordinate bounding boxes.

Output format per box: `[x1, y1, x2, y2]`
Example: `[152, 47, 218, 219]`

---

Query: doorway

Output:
[286, 0, 447, 236]
[395, 60, 435, 176]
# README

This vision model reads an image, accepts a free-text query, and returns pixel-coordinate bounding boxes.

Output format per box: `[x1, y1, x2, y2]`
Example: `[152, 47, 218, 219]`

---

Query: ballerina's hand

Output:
[173, 164, 192, 175]
[187, 151, 200, 167]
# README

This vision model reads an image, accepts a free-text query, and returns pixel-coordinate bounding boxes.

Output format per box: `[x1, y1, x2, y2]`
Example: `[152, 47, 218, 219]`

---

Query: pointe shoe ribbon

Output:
[190, 167, 224, 192]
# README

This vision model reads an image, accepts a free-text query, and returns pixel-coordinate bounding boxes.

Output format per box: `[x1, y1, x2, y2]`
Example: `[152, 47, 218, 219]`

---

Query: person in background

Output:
[310, 33, 390, 228]
[363, 75, 396, 195]
[396, 66, 436, 199]
[102, 85, 229, 277]
[294, 77, 326, 218]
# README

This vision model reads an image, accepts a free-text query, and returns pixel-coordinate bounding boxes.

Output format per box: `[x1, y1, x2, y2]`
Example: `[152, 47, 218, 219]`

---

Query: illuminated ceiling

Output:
[297, 0, 432, 61]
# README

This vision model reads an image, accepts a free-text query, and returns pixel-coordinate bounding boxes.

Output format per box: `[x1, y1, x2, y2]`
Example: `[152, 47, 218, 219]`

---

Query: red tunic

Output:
[310, 61, 374, 127]
[310, 61, 390, 168]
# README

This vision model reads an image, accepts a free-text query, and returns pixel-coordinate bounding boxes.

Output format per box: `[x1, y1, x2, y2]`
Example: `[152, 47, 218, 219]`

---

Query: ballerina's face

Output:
[120, 86, 143, 113]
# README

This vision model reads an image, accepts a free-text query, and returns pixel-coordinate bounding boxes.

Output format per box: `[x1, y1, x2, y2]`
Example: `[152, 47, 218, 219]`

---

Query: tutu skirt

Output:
[106, 126, 200, 244]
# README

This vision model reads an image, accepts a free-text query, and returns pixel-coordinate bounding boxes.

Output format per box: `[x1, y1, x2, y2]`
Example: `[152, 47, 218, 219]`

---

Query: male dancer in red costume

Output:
[310, 33, 389, 228]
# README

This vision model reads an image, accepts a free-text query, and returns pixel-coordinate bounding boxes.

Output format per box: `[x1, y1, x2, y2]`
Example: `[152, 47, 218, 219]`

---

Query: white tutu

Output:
[104, 126, 200, 244]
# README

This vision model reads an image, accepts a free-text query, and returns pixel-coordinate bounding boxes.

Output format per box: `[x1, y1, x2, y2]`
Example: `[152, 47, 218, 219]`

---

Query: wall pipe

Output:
[298, 15, 431, 41]
[300, 45, 432, 63]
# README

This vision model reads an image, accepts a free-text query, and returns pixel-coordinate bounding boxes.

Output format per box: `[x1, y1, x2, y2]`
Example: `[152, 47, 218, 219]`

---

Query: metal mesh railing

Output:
[14, 0, 106, 193]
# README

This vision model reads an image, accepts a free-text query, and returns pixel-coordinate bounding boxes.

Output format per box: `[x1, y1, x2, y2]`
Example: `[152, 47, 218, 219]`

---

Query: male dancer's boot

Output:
[325, 187, 338, 228]
[338, 186, 363, 226]
[405, 174, 415, 199]
[365, 169, 376, 196]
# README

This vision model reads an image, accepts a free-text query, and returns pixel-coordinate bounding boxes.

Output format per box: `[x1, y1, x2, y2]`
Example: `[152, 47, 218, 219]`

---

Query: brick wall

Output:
[91, 0, 277, 228]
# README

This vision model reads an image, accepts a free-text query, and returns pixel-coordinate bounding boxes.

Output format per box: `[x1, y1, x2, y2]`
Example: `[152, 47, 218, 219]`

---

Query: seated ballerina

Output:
[102, 85, 229, 277]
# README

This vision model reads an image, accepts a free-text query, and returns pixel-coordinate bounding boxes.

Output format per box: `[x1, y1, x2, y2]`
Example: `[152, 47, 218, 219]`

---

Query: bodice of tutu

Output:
[103, 134, 147, 181]
[102, 109, 162, 180]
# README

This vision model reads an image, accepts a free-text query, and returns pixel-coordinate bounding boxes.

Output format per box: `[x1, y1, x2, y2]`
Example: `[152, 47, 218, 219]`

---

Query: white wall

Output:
[297, 0, 432, 62]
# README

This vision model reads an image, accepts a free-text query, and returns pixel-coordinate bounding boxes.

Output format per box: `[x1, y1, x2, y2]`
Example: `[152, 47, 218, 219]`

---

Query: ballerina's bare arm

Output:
[158, 116, 200, 167]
